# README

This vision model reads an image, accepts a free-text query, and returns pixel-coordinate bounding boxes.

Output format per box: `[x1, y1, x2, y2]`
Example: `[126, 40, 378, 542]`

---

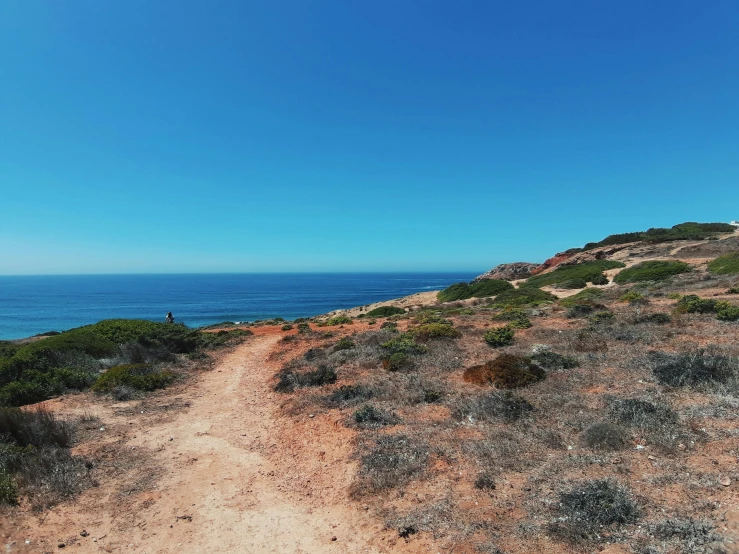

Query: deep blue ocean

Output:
[0, 273, 478, 340]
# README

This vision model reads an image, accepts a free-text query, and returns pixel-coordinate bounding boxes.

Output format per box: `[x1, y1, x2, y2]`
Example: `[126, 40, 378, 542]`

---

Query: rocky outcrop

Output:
[530, 252, 573, 275]
[473, 262, 540, 282]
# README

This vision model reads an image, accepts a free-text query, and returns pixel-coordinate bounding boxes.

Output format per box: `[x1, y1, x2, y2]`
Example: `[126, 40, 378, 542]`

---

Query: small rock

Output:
[636, 445, 646, 450]
[719, 475, 731, 487]
[331, 536, 337, 541]
[648, 455, 657, 461]
[169, 437, 174, 441]
[58, 544, 65, 549]
[80, 530, 89, 537]
[309, 414, 315, 418]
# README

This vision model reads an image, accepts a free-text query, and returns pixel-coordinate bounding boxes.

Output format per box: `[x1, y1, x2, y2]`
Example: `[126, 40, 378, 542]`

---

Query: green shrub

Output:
[365, 306, 405, 318]
[297, 322, 311, 334]
[590, 273, 609, 285]
[333, 337, 355, 351]
[484, 326, 515, 348]
[589, 310, 615, 324]
[727, 286, 739, 294]
[507, 316, 532, 329]
[407, 323, 461, 341]
[716, 303, 739, 321]
[381, 334, 428, 356]
[491, 287, 557, 308]
[619, 290, 645, 303]
[281, 324, 293, 331]
[559, 278, 587, 290]
[637, 313, 671, 324]
[0, 471, 17, 505]
[383, 352, 413, 372]
[92, 364, 174, 393]
[326, 315, 352, 326]
[707, 252, 739, 275]
[524, 260, 624, 289]
[675, 294, 719, 314]
[613, 261, 691, 284]
[565, 301, 603, 319]
[198, 328, 252, 349]
[559, 288, 604, 308]
[437, 279, 513, 302]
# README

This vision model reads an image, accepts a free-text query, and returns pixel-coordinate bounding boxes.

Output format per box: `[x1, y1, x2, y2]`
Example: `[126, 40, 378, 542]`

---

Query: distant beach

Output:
[0, 272, 477, 340]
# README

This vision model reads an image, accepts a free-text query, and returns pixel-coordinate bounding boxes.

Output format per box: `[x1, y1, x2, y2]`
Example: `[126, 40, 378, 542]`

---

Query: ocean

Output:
[0, 273, 478, 340]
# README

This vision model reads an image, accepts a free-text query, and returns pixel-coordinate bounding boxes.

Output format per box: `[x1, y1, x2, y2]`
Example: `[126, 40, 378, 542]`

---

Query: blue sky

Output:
[1, 1, 738, 274]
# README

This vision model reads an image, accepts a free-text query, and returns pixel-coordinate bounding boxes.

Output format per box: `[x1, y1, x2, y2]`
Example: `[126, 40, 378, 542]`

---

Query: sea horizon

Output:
[0, 271, 479, 340]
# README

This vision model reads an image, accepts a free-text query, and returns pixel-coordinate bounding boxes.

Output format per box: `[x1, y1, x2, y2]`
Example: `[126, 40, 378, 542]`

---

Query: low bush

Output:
[381, 335, 428, 356]
[333, 337, 355, 352]
[92, 364, 175, 393]
[728, 286, 739, 294]
[565, 301, 604, 319]
[281, 324, 293, 331]
[652, 518, 719, 549]
[380, 321, 398, 330]
[637, 312, 671, 324]
[324, 384, 374, 407]
[366, 306, 405, 318]
[524, 260, 625, 289]
[437, 279, 513, 302]
[463, 354, 546, 389]
[474, 473, 496, 491]
[507, 316, 532, 329]
[651, 349, 737, 387]
[707, 252, 739, 275]
[620, 290, 646, 303]
[590, 273, 609, 285]
[572, 329, 608, 353]
[614, 261, 691, 284]
[589, 310, 615, 324]
[198, 329, 252, 349]
[452, 390, 534, 423]
[352, 405, 400, 427]
[491, 287, 557, 308]
[491, 307, 532, 329]
[351, 434, 429, 495]
[484, 326, 516, 348]
[716, 303, 739, 321]
[608, 398, 678, 428]
[0, 471, 17, 505]
[558, 278, 587, 290]
[559, 288, 604, 307]
[675, 294, 719, 314]
[531, 351, 579, 370]
[553, 479, 640, 537]
[407, 323, 461, 341]
[0, 406, 91, 508]
[325, 315, 352, 326]
[297, 322, 311, 334]
[274, 364, 338, 393]
[383, 352, 414, 372]
[582, 422, 629, 451]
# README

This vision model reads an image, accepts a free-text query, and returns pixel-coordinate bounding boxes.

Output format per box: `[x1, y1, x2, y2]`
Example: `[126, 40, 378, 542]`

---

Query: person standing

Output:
[165, 312, 174, 324]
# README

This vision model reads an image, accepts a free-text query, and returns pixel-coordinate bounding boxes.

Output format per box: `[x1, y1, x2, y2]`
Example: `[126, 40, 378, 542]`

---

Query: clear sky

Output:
[1, 1, 738, 274]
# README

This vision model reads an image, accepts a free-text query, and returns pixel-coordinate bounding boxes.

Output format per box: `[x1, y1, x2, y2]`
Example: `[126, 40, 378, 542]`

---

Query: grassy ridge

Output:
[438, 279, 513, 302]
[523, 260, 624, 289]
[581, 222, 735, 251]
[0, 320, 246, 407]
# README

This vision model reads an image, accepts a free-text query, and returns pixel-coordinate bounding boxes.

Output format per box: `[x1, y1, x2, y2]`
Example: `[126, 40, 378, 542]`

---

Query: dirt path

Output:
[4, 336, 416, 553]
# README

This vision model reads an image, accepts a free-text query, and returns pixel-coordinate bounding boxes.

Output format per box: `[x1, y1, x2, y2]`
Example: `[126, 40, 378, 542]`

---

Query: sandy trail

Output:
[4, 336, 408, 553]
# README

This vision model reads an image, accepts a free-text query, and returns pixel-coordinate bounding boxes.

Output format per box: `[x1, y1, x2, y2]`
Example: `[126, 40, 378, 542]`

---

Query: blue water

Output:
[0, 273, 478, 340]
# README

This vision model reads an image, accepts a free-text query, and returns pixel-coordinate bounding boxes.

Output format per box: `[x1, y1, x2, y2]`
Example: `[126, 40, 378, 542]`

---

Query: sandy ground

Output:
[322, 291, 440, 319]
[2, 335, 435, 553]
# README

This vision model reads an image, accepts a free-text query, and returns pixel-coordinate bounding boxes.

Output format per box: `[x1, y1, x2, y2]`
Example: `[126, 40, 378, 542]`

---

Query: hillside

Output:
[2, 222, 739, 553]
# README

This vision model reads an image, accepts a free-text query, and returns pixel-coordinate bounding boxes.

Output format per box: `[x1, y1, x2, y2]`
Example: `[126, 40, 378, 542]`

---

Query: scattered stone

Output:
[58, 543, 65, 549]
[80, 530, 89, 537]
[719, 475, 731, 487]
[331, 536, 337, 541]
